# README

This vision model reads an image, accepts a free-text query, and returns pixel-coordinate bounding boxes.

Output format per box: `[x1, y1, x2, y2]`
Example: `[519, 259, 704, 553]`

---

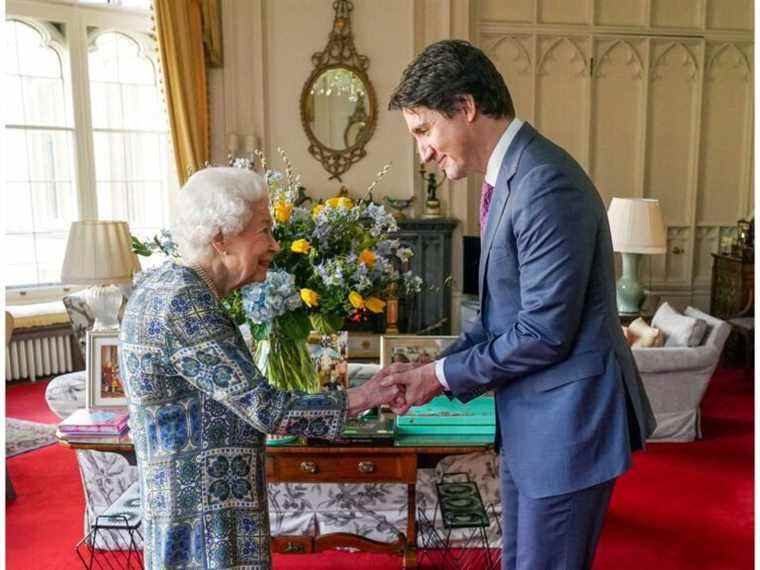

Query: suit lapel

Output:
[478, 123, 537, 307]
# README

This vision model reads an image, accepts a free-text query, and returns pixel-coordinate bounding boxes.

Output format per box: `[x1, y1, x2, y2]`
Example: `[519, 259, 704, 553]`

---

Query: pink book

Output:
[59, 408, 130, 435]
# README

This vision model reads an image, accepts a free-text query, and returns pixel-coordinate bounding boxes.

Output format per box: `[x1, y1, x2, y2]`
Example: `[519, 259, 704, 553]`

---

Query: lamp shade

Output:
[61, 220, 141, 285]
[607, 198, 667, 254]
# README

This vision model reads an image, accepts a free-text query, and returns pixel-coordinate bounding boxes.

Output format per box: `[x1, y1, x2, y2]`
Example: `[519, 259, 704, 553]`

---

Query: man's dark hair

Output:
[389, 39, 514, 119]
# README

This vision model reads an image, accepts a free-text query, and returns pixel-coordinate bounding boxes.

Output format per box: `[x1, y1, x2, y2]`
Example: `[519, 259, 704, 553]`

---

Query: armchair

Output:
[46, 292, 139, 545]
[632, 307, 730, 442]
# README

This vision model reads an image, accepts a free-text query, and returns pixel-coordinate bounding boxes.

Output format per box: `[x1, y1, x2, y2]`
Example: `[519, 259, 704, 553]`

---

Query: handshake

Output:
[347, 361, 444, 417]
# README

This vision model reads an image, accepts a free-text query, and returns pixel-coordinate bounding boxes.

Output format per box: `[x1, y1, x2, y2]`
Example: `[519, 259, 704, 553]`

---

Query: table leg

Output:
[404, 483, 417, 569]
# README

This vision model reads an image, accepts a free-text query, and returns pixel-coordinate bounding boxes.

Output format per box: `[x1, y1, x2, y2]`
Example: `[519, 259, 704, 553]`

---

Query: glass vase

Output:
[254, 329, 320, 394]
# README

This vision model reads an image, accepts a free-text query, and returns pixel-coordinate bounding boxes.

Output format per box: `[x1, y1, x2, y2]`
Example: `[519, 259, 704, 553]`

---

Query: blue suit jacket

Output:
[443, 123, 656, 499]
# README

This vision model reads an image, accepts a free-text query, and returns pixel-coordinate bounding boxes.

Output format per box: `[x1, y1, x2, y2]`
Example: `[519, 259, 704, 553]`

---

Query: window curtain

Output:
[153, 0, 211, 185]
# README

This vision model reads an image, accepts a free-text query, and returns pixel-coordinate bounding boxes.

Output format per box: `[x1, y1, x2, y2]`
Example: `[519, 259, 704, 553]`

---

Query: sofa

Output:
[632, 307, 730, 442]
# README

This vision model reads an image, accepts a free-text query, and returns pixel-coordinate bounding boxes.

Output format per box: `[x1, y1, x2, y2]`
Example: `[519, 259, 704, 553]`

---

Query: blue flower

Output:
[240, 270, 302, 325]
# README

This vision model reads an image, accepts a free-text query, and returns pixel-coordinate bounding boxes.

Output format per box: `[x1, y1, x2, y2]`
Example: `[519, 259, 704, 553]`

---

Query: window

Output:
[89, 31, 173, 241]
[5, 20, 78, 287]
[4, 2, 177, 298]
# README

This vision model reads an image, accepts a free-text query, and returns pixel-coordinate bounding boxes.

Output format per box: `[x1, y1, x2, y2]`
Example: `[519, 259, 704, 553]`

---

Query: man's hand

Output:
[378, 361, 442, 415]
[346, 367, 404, 416]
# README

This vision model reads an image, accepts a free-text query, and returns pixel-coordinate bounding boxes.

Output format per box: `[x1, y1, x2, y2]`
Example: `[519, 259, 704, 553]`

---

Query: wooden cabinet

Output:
[395, 218, 457, 335]
[710, 254, 754, 318]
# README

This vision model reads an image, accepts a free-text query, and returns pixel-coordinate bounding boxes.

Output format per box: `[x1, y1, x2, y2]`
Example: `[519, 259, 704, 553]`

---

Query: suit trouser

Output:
[500, 456, 615, 570]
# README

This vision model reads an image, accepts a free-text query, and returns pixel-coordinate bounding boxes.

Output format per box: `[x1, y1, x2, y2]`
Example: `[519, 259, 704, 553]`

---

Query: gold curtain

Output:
[153, 0, 210, 185]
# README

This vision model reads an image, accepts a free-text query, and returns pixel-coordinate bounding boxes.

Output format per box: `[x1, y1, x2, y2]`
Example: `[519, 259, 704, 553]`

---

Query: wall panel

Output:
[594, 0, 645, 27]
[651, 0, 702, 29]
[591, 38, 646, 203]
[706, 0, 753, 30]
[536, 36, 589, 168]
[479, 0, 534, 23]
[644, 40, 700, 226]
[538, 0, 588, 24]
[697, 42, 753, 225]
[484, 34, 535, 123]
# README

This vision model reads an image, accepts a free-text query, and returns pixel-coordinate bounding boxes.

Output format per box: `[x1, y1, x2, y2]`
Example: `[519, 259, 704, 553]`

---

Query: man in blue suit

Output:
[382, 40, 656, 569]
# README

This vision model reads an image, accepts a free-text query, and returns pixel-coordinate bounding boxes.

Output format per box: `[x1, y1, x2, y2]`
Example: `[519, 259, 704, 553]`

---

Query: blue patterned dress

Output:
[119, 262, 348, 569]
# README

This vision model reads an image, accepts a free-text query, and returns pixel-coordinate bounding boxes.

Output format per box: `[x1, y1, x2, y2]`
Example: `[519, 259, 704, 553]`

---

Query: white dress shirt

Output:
[434, 118, 525, 390]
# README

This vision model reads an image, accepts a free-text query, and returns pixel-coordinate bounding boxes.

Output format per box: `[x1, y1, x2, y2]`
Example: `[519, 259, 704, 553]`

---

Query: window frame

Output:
[6, 0, 171, 304]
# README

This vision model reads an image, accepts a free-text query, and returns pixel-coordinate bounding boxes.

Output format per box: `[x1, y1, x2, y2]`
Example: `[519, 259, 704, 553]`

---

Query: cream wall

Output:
[209, 0, 753, 328]
[209, 0, 417, 202]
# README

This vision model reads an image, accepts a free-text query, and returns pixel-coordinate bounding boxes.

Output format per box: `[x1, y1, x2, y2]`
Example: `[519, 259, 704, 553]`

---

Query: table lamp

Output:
[61, 220, 142, 330]
[607, 198, 667, 314]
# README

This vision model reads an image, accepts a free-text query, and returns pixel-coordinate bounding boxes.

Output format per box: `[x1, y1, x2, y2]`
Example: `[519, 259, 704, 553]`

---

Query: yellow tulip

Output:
[274, 200, 293, 223]
[291, 239, 311, 254]
[358, 249, 376, 267]
[311, 204, 325, 218]
[326, 196, 354, 209]
[300, 288, 320, 308]
[366, 297, 386, 314]
[348, 291, 365, 309]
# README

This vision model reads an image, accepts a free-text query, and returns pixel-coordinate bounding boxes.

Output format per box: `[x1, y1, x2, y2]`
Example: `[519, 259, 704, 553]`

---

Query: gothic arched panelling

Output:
[536, 36, 589, 165]
[485, 34, 534, 122]
[645, 40, 701, 226]
[591, 38, 645, 204]
[697, 42, 753, 225]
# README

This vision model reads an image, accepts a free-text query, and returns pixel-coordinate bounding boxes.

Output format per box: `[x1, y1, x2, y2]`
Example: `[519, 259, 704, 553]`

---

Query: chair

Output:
[46, 292, 140, 546]
[632, 307, 730, 442]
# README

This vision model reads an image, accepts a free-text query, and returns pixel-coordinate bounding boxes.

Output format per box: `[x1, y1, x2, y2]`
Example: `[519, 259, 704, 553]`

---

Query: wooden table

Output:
[57, 429, 491, 568]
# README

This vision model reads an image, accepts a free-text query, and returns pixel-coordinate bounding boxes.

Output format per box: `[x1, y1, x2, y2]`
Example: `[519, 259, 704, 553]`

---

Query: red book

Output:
[59, 407, 130, 435]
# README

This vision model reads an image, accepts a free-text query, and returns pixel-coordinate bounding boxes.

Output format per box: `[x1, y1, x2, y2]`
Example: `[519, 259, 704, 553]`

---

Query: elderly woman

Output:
[119, 167, 399, 569]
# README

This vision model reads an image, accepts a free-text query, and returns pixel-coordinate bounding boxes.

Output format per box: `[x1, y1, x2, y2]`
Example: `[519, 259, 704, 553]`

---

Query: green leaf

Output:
[309, 313, 344, 335]
[131, 235, 153, 257]
[275, 310, 311, 341]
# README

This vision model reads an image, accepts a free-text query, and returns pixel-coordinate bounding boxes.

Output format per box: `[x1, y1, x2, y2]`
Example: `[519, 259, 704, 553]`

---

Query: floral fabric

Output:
[119, 262, 348, 569]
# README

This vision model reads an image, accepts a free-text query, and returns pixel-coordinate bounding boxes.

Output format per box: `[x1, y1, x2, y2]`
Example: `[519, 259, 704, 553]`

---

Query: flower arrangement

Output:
[243, 149, 422, 345]
[239, 149, 422, 392]
[133, 150, 423, 393]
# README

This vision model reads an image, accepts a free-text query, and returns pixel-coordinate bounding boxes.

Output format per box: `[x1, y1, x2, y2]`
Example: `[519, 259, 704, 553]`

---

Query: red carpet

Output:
[6, 377, 59, 424]
[5, 369, 754, 569]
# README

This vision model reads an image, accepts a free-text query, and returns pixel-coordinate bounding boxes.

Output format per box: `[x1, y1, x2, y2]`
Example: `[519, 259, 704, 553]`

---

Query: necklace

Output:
[188, 263, 222, 301]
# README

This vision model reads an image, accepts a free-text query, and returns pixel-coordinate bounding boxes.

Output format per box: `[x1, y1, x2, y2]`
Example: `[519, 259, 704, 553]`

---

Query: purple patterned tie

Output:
[480, 181, 495, 235]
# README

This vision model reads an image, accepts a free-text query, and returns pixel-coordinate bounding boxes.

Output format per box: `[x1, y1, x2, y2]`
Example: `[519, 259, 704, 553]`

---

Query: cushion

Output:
[628, 317, 664, 348]
[6, 301, 70, 329]
[651, 302, 708, 347]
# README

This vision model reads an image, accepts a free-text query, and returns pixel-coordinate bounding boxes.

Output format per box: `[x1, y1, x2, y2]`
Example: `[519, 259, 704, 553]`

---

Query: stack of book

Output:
[58, 407, 130, 438]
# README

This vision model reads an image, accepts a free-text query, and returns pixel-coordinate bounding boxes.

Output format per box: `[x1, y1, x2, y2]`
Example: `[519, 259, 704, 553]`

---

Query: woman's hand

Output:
[347, 367, 410, 416]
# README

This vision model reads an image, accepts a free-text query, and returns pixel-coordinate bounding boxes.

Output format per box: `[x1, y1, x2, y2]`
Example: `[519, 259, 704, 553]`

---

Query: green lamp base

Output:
[616, 252, 645, 314]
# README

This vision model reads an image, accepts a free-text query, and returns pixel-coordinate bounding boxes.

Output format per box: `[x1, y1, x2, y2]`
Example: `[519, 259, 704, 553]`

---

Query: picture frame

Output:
[86, 330, 127, 408]
[380, 335, 458, 368]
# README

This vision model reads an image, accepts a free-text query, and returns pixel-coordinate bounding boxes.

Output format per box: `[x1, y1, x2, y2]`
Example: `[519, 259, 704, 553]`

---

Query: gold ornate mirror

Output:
[300, 0, 376, 181]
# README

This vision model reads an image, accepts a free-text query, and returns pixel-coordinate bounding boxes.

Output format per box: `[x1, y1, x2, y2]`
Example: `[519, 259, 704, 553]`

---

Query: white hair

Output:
[172, 167, 268, 264]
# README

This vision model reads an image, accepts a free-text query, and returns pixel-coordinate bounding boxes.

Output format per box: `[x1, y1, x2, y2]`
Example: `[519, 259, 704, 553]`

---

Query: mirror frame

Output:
[299, 0, 377, 182]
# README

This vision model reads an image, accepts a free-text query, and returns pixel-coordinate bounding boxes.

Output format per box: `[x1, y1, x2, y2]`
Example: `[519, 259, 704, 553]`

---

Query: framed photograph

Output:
[86, 330, 127, 408]
[380, 335, 458, 368]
